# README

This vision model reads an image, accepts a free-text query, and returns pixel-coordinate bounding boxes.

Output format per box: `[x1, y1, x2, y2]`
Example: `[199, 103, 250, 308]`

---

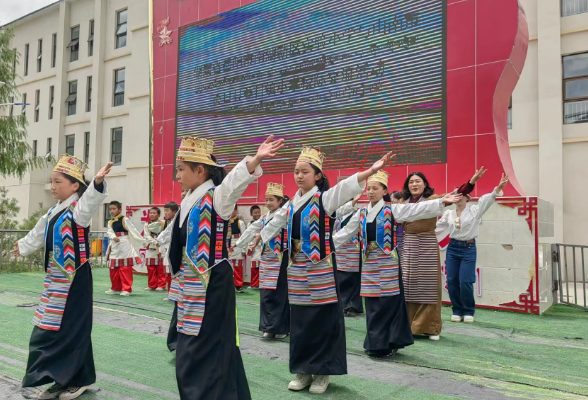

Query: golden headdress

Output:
[176, 136, 221, 167]
[367, 170, 389, 188]
[297, 146, 325, 171]
[266, 182, 284, 198]
[53, 154, 88, 184]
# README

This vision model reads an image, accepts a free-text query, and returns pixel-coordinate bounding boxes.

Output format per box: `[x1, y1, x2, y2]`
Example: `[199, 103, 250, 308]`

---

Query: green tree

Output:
[19, 202, 48, 230]
[0, 186, 19, 229]
[0, 26, 43, 179]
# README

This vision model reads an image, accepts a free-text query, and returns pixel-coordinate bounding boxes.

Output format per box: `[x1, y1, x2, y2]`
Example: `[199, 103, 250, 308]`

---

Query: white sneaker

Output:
[38, 383, 65, 399]
[429, 335, 440, 341]
[464, 316, 474, 323]
[144, 287, 155, 291]
[104, 290, 121, 295]
[163, 297, 170, 301]
[274, 334, 288, 339]
[58, 386, 88, 400]
[309, 375, 330, 394]
[451, 315, 462, 322]
[155, 287, 165, 291]
[288, 374, 313, 391]
[120, 291, 131, 297]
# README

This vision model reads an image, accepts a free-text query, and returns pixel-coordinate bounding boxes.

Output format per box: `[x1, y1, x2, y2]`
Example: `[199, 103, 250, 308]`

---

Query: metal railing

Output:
[562, 0, 588, 16]
[564, 100, 588, 125]
[0, 230, 109, 273]
[552, 244, 588, 309]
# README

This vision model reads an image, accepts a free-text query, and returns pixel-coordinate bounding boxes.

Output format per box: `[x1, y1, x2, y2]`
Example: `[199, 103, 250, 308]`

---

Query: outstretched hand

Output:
[497, 173, 509, 192]
[442, 193, 463, 206]
[9, 242, 20, 257]
[255, 135, 285, 161]
[352, 193, 362, 207]
[95, 162, 113, 185]
[370, 152, 396, 173]
[469, 166, 487, 184]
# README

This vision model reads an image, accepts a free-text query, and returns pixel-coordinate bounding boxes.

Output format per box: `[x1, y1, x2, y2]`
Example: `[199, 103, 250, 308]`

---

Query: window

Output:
[51, 33, 57, 68]
[84, 132, 90, 164]
[37, 39, 42, 72]
[116, 9, 128, 49]
[34, 89, 40, 122]
[113, 68, 125, 106]
[86, 76, 92, 112]
[24, 44, 29, 76]
[49, 86, 54, 119]
[65, 134, 75, 155]
[562, 0, 588, 17]
[66, 81, 77, 116]
[563, 53, 588, 124]
[111, 127, 123, 165]
[507, 97, 512, 129]
[88, 20, 94, 57]
[21, 93, 27, 116]
[103, 204, 114, 228]
[9, 97, 13, 117]
[33, 140, 38, 157]
[68, 26, 80, 62]
[47, 137, 52, 157]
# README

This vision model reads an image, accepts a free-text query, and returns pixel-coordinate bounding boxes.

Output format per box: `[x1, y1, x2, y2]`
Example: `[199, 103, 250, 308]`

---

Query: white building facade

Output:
[0, 0, 151, 231]
[510, 0, 588, 246]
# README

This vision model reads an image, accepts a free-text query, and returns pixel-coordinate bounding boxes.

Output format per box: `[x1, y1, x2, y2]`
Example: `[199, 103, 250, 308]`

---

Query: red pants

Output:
[147, 265, 167, 289]
[250, 261, 260, 288]
[233, 259, 243, 288]
[166, 273, 172, 292]
[110, 266, 134, 293]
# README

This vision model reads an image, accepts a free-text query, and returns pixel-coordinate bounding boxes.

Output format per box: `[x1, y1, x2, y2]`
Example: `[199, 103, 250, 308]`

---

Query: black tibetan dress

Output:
[169, 200, 251, 400]
[335, 213, 364, 314]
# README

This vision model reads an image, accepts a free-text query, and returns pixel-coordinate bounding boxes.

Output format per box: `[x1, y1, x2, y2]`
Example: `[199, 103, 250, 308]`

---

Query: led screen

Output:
[176, 0, 446, 173]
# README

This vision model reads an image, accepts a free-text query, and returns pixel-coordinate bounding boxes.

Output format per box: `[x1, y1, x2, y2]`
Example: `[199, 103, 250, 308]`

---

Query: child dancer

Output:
[12, 156, 111, 400]
[162, 201, 179, 297]
[246, 205, 262, 289]
[144, 207, 166, 291]
[235, 184, 290, 339]
[105, 201, 145, 296]
[334, 194, 363, 317]
[259, 147, 395, 394]
[167, 135, 283, 400]
[229, 206, 247, 293]
[334, 171, 461, 358]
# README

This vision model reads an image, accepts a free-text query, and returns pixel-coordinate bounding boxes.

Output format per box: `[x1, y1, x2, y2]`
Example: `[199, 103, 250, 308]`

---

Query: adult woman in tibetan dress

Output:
[167, 135, 283, 400]
[235, 183, 290, 339]
[333, 195, 363, 316]
[400, 172, 473, 340]
[13, 156, 111, 400]
[334, 171, 460, 357]
[260, 147, 395, 394]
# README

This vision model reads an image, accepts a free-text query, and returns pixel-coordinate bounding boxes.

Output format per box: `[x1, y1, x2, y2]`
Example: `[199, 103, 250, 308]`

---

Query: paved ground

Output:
[0, 269, 587, 400]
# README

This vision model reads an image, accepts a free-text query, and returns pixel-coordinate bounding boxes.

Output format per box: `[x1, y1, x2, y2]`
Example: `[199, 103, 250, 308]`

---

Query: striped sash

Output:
[361, 244, 400, 297]
[287, 245, 338, 306]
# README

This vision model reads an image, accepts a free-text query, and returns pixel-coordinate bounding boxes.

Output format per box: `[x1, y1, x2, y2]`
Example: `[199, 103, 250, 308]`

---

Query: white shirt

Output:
[18, 179, 109, 256]
[333, 198, 445, 250]
[235, 210, 276, 250]
[435, 188, 502, 242]
[260, 173, 366, 243]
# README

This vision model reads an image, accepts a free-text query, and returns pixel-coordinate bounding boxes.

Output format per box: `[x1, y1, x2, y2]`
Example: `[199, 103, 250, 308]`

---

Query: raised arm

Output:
[124, 218, 146, 245]
[235, 218, 263, 250]
[475, 174, 508, 218]
[260, 203, 288, 243]
[157, 218, 174, 246]
[15, 211, 51, 257]
[72, 163, 112, 227]
[392, 199, 445, 223]
[333, 209, 360, 250]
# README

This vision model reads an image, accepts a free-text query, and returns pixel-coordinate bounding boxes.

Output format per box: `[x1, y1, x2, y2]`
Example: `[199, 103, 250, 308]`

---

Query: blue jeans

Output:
[446, 239, 477, 316]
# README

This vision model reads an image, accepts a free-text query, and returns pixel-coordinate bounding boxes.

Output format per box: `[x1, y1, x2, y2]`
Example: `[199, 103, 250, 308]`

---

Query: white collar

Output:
[264, 210, 276, 222]
[49, 193, 79, 220]
[179, 179, 215, 227]
[366, 198, 385, 223]
[293, 186, 319, 212]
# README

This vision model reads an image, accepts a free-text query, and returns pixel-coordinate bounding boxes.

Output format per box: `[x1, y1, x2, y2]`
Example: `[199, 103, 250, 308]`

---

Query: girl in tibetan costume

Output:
[334, 194, 363, 316]
[333, 171, 461, 358]
[260, 147, 395, 394]
[12, 156, 111, 400]
[167, 135, 283, 400]
[235, 183, 290, 339]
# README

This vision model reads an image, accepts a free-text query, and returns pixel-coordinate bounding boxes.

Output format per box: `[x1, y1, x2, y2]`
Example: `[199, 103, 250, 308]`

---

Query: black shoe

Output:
[235, 287, 244, 293]
[345, 308, 357, 317]
[367, 348, 397, 359]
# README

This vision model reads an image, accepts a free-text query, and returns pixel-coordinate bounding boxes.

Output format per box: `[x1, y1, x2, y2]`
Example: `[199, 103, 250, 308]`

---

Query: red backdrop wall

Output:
[151, 0, 529, 204]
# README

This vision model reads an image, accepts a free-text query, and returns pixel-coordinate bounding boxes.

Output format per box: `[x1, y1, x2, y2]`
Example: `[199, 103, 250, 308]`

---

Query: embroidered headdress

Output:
[297, 146, 325, 171]
[367, 170, 389, 188]
[53, 154, 88, 185]
[176, 137, 221, 167]
[266, 182, 284, 198]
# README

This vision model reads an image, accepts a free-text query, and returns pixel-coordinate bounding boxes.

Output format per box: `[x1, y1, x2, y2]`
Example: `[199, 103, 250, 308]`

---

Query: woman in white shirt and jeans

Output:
[436, 171, 509, 323]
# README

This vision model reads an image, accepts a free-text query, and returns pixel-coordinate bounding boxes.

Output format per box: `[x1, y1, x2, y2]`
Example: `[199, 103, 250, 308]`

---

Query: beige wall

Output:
[510, 1, 588, 246]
